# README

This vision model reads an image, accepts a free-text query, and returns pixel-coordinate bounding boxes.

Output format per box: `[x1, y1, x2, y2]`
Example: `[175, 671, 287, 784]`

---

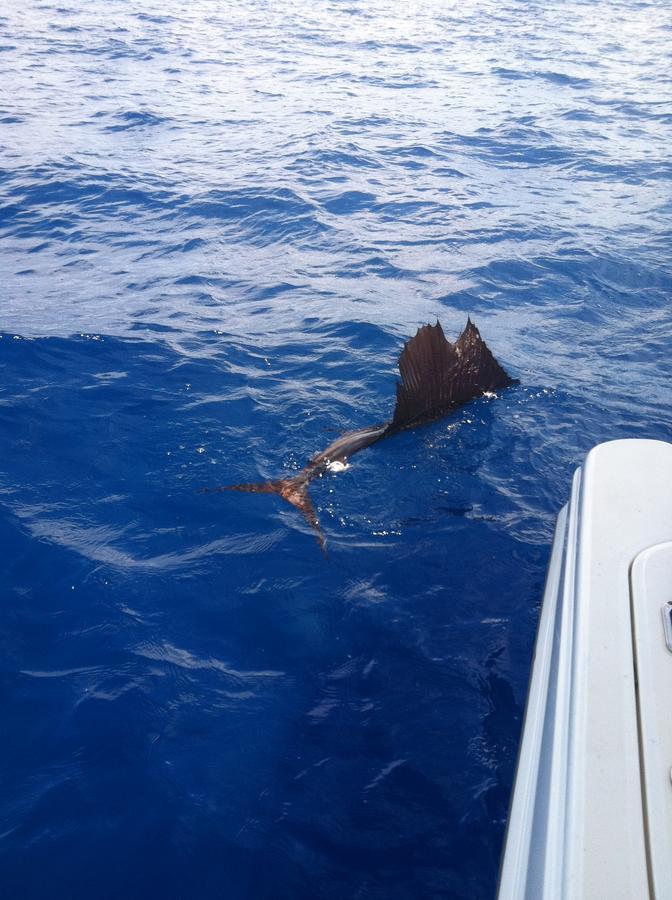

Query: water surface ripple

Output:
[1, 1, 671, 898]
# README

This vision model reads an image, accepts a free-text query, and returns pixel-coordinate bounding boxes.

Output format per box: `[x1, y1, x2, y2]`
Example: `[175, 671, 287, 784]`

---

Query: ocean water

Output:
[1, 0, 671, 897]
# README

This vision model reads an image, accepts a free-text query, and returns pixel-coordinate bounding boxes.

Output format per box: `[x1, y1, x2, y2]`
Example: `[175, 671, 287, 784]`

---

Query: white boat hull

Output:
[498, 439, 672, 899]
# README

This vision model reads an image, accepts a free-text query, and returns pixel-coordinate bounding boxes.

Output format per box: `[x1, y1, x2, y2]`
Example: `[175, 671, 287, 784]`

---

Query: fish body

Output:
[307, 423, 389, 473]
[209, 319, 516, 549]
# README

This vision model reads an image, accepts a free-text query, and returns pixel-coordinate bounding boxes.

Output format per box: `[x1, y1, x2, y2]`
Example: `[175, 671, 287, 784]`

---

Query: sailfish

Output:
[207, 319, 516, 549]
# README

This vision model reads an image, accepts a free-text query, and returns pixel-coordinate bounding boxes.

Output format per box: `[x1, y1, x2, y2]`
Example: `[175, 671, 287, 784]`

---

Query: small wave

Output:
[184, 185, 330, 247]
[493, 66, 593, 88]
[103, 110, 169, 132]
[134, 641, 284, 681]
[320, 189, 376, 215]
[534, 70, 593, 88]
[10, 500, 288, 572]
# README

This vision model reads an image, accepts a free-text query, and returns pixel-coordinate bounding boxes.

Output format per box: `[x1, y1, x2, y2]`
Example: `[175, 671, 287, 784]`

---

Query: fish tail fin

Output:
[202, 476, 326, 553]
[390, 318, 515, 430]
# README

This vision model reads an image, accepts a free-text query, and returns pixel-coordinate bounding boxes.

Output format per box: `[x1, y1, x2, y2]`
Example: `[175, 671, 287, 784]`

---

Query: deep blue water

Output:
[1, 1, 671, 897]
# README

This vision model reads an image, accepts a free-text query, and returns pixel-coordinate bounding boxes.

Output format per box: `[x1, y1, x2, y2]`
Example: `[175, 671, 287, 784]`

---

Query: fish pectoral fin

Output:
[277, 478, 327, 553]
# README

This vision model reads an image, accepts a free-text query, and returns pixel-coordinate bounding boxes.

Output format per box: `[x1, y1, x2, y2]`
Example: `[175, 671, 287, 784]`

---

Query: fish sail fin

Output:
[454, 317, 518, 392]
[390, 319, 515, 430]
[203, 477, 326, 551]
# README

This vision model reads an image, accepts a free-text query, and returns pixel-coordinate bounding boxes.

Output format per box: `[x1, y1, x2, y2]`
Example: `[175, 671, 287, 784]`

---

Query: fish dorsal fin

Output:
[391, 319, 514, 429]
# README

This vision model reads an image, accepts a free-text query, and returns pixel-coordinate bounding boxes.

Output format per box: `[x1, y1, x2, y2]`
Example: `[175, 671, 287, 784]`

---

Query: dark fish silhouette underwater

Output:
[206, 319, 516, 549]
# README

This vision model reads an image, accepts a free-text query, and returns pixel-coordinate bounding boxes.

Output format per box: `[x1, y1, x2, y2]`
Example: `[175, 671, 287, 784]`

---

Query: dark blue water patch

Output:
[0, 303, 669, 900]
[0, 329, 543, 894]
